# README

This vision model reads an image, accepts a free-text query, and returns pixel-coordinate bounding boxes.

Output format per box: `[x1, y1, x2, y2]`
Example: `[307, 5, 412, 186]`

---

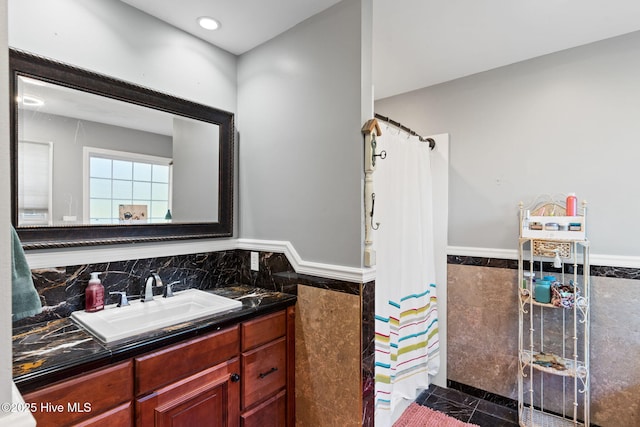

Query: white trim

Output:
[25, 238, 374, 283]
[590, 253, 640, 269]
[236, 239, 375, 283]
[84, 146, 173, 165]
[1, 382, 36, 426]
[447, 245, 640, 269]
[25, 239, 237, 270]
[447, 246, 518, 260]
[23, 240, 640, 283]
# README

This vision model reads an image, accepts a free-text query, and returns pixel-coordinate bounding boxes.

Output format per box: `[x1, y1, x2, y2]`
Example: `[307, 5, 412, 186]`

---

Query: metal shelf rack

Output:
[517, 201, 590, 427]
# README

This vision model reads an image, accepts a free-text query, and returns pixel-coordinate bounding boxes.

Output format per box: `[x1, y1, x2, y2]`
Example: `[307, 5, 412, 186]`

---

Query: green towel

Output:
[11, 225, 42, 321]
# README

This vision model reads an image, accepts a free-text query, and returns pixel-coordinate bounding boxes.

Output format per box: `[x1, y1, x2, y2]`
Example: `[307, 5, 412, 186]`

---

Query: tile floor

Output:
[415, 384, 519, 427]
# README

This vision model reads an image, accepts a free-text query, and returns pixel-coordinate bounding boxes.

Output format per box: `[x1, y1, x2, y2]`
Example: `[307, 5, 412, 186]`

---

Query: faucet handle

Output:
[109, 291, 130, 307]
[150, 271, 163, 288]
[164, 281, 179, 298]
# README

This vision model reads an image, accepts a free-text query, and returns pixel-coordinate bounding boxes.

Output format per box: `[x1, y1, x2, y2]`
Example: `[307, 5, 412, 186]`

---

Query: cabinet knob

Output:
[230, 373, 241, 382]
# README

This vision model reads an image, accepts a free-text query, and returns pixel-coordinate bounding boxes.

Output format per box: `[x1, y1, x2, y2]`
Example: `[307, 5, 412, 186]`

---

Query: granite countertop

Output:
[13, 285, 296, 393]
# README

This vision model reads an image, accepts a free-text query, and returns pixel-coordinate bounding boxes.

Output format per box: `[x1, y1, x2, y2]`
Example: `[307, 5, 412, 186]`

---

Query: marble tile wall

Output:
[17, 248, 375, 426]
[295, 285, 361, 426]
[447, 264, 520, 399]
[24, 245, 640, 426]
[246, 255, 374, 426]
[447, 256, 640, 427]
[361, 280, 375, 427]
[589, 275, 640, 425]
[15, 250, 242, 327]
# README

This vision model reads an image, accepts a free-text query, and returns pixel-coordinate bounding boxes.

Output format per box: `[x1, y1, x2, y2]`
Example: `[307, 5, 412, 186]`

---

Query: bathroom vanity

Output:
[14, 286, 296, 427]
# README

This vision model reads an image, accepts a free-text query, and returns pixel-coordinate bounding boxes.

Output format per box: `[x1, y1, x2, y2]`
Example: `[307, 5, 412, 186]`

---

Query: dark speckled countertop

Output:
[13, 286, 296, 393]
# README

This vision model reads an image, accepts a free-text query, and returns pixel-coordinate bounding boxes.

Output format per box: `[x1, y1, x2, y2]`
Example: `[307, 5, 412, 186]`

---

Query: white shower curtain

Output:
[373, 124, 440, 426]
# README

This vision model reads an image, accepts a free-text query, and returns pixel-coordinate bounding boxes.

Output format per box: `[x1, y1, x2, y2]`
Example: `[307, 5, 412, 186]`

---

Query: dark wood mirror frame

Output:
[10, 49, 234, 249]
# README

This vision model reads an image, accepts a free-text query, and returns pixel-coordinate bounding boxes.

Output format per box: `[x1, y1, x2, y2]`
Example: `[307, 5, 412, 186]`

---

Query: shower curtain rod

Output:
[374, 113, 435, 150]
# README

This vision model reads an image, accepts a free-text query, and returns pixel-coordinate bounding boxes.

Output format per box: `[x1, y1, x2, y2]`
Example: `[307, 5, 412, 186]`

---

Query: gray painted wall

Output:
[8, 0, 237, 113]
[9, 0, 238, 238]
[10, 0, 374, 268]
[376, 31, 640, 256]
[238, 0, 371, 267]
[22, 112, 172, 223]
[172, 118, 220, 222]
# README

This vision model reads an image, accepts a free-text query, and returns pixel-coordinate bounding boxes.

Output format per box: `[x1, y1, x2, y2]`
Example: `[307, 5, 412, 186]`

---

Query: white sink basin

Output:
[71, 289, 242, 343]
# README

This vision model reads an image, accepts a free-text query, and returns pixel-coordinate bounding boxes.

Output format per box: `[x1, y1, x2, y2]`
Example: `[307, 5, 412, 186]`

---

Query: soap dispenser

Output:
[85, 272, 105, 312]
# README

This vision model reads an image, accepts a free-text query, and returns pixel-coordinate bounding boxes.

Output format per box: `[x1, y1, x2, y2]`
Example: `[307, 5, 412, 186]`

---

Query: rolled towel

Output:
[11, 225, 42, 321]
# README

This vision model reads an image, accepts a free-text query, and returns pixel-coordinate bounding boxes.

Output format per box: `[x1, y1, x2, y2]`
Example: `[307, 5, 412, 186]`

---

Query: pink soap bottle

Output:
[85, 272, 105, 312]
[566, 193, 577, 216]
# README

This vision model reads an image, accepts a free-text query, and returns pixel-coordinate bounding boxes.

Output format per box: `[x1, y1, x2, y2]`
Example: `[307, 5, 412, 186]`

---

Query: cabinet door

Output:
[136, 358, 240, 427]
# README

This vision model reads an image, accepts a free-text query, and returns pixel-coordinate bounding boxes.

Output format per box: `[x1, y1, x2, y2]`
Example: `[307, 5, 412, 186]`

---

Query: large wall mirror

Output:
[10, 49, 234, 249]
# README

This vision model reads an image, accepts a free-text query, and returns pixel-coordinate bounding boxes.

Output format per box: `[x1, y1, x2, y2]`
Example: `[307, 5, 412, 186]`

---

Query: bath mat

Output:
[393, 403, 480, 427]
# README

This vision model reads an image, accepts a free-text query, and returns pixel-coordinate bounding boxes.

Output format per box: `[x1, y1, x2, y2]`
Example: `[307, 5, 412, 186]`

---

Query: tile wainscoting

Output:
[23, 248, 637, 426]
[447, 255, 640, 427]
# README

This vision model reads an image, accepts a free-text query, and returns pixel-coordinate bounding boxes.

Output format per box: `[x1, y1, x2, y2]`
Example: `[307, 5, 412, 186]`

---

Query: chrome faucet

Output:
[164, 281, 178, 298]
[141, 271, 164, 302]
[109, 291, 130, 307]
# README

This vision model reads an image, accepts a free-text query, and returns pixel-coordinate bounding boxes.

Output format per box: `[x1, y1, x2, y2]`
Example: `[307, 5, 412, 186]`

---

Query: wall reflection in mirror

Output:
[17, 75, 219, 227]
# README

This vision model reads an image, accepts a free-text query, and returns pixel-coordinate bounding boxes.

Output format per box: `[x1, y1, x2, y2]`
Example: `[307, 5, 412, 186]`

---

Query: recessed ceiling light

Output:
[197, 16, 220, 31]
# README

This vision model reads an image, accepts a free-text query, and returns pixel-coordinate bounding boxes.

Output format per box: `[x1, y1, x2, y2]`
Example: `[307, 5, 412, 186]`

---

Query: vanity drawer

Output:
[74, 402, 133, 426]
[23, 360, 133, 427]
[241, 389, 286, 427]
[242, 337, 287, 409]
[135, 325, 239, 395]
[241, 310, 286, 350]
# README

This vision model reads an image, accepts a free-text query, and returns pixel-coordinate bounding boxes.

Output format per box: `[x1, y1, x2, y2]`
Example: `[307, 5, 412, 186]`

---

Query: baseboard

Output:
[446, 380, 517, 409]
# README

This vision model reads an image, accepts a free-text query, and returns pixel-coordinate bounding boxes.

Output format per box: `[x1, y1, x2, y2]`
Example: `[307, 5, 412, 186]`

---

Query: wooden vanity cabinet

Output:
[22, 360, 134, 427]
[19, 306, 295, 427]
[134, 307, 295, 427]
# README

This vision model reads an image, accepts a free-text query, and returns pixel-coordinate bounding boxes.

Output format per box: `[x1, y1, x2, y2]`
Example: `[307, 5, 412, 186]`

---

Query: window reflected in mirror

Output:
[86, 148, 172, 224]
[17, 140, 52, 226]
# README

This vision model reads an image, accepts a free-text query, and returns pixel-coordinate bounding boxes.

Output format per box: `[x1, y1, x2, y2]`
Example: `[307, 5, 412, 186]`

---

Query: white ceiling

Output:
[19, 76, 177, 136]
[120, 0, 344, 55]
[126, 0, 640, 99]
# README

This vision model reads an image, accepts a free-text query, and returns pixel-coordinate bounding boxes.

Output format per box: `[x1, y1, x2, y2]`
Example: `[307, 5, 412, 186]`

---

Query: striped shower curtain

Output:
[373, 123, 440, 426]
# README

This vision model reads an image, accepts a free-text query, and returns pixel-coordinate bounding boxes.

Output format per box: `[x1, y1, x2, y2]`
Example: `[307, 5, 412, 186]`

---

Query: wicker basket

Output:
[533, 240, 571, 258]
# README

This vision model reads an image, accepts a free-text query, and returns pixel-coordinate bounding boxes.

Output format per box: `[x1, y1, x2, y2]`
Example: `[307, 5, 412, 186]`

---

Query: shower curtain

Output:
[373, 123, 440, 426]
